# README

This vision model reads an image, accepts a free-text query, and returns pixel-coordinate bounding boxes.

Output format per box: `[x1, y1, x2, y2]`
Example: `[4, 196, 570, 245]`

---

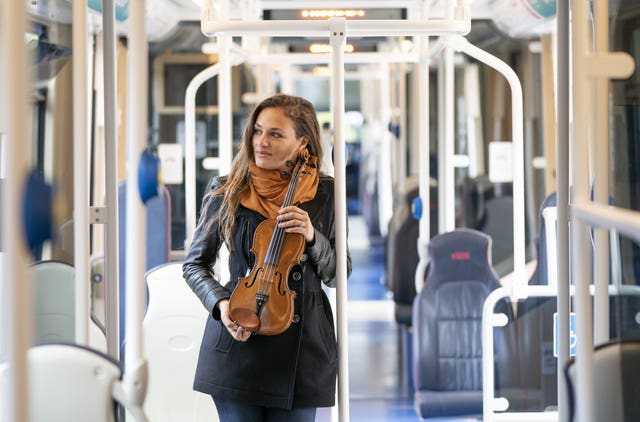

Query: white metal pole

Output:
[448, 35, 527, 298]
[571, 0, 595, 420]
[378, 62, 393, 237]
[1, 0, 32, 420]
[442, 0, 456, 232]
[125, 0, 148, 379]
[73, 0, 90, 345]
[183, 58, 245, 249]
[555, 0, 571, 420]
[218, 1, 233, 175]
[103, 0, 120, 360]
[203, 19, 470, 38]
[592, 0, 610, 346]
[443, 42, 455, 232]
[261, 0, 420, 9]
[542, 207, 559, 288]
[572, 203, 640, 242]
[185, 63, 221, 248]
[398, 61, 407, 192]
[415, 34, 431, 293]
[329, 17, 350, 422]
[216, 0, 233, 288]
[437, 55, 446, 234]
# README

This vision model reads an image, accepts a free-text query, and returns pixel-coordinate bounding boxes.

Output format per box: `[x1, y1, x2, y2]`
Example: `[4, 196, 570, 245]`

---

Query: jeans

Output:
[213, 396, 317, 422]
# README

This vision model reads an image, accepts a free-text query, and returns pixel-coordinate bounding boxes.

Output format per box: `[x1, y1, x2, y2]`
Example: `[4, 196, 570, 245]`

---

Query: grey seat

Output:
[412, 228, 514, 418]
[565, 340, 640, 422]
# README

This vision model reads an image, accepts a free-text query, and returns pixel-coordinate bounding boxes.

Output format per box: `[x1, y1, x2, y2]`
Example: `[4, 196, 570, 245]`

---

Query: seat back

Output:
[386, 178, 438, 325]
[32, 261, 75, 342]
[513, 192, 557, 410]
[456, 176, 516, 276]
[28, 344, 122, 422]
[412, 228, 513, 418]
[31, 260, 107, 352]
[565, 340, 640, 422]
[143, 263, 218, 421]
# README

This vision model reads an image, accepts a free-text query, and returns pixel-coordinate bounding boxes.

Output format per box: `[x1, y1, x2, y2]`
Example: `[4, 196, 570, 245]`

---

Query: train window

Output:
[612, 6, 640, 286]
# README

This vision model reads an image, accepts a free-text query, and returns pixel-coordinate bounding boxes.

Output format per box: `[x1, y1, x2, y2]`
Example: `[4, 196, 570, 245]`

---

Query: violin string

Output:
[255, 156, 313, 323]
[265, 162, 303, 297]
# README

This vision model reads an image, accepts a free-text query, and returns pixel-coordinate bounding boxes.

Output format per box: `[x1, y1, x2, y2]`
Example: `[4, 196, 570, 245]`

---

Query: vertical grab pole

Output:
[218, 0, 233, 175]
[443, 41, 455, 232]
[442, 0, 456, 232]
[555, 0, 571, 420]
[217, 0, 232, 287]
[103, 0, 121, 360]
[415, 29, 431, 293]
[122, 0, 149, 413]
[572, 0, 595, 420]
[592, 0, 610, 346]
[329, 17, 350, 422]
[73, 0, 90, 345]
[1, 0, 32, 420]
[437, 54, 446, 234]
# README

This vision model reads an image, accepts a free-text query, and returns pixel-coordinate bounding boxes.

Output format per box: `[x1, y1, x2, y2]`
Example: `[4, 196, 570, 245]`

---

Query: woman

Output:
[183, 93, 351, 421]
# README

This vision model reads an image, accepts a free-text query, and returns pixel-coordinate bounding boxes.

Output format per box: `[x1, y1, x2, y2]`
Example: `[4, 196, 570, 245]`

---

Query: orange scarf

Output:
[240, 158, 319, 218]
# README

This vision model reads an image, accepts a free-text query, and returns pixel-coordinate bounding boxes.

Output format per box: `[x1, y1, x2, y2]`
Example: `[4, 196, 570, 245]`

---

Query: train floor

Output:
[316, 216, 480, 422]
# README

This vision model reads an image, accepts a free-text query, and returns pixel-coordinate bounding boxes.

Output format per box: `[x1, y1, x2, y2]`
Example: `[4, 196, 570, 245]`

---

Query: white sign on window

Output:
[158, 143, 183, 185]
[488, 141, 513, 183]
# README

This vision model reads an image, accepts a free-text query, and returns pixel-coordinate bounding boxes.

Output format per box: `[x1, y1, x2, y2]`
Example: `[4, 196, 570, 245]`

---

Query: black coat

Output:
[183, 175, 351, 409]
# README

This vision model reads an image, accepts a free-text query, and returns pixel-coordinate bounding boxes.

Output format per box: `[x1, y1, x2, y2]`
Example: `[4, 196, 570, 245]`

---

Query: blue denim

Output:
[213, 396, 317, 422]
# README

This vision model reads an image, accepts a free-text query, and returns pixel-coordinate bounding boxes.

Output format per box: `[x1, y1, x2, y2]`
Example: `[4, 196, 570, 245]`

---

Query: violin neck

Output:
[264, 163, 303, 264]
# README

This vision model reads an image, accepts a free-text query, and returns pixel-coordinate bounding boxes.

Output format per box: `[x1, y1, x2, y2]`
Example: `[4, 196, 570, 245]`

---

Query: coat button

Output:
[300, 253, 308, 262]
[292, 314, 300, 323]
[292, 271, 302, 281]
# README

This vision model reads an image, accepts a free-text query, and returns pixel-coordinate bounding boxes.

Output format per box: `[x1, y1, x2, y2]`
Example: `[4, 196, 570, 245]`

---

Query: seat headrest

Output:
[427, 228, 497, 286]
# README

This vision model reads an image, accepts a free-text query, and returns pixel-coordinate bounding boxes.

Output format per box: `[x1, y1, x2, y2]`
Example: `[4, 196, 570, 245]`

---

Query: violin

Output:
[228, 152, 317, 335]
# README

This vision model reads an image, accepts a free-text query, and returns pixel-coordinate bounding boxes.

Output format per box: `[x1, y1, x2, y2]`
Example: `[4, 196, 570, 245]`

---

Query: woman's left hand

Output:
[278, 205, 314, 244]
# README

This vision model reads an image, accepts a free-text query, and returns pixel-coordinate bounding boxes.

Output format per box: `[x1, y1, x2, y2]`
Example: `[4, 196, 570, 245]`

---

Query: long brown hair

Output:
[201, 94, 324, 248]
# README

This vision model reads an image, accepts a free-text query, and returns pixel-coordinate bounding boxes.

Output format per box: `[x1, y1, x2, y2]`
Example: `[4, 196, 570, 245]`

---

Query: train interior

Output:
[3, 0, 640, 421]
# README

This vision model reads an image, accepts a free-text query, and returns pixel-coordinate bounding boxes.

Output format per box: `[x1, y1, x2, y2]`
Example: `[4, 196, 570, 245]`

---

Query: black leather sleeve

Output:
[182, 177, 231, 319]
[305, 211, 352, 288]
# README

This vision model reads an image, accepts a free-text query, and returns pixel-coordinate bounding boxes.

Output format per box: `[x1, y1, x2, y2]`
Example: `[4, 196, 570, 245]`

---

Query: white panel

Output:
[488, 141, 513, 183]
[158, 143, 184, 185]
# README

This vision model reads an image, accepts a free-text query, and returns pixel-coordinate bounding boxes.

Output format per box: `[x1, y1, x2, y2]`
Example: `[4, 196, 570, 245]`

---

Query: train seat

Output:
[386, 177, 438, 326]
[412, 228, 514, 419]
[32, 260, 75, 343]
[513, 191, 557, 411]
[386, 178, 419, 326]
[457, 176, 518, 277]
[514, 191, 640, 412]
[32, 260, 106, 352]
[565, 339, 640, 422]
[142, 262, 218, 421]
[28, 344, 122, 422]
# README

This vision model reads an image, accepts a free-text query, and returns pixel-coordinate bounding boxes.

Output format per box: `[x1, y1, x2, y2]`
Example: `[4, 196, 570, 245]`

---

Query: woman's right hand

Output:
[218, 299, 252, 342]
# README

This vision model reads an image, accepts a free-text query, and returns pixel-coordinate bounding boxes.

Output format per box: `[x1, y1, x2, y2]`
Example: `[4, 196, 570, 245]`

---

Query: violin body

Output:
[228, 218, 306, 335]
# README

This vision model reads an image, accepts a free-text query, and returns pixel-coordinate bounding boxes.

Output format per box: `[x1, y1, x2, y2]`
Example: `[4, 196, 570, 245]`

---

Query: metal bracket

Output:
[329, 17, 346, 49]
[90, 206, 108, 224]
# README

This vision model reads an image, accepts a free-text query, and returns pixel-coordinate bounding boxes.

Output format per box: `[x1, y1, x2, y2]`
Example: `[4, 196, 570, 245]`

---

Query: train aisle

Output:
[317, 216, 480, 422]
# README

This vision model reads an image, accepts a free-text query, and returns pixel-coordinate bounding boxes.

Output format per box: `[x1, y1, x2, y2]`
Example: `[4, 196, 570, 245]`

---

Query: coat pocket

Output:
[214, 320, 234, 353]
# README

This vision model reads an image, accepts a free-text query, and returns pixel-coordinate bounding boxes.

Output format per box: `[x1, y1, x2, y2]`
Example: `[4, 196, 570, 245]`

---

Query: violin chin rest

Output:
[230, 307, 260, 332]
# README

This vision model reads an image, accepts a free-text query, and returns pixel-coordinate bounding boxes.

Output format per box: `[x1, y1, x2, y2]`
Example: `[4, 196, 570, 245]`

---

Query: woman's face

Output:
[252, 107, 307, 172]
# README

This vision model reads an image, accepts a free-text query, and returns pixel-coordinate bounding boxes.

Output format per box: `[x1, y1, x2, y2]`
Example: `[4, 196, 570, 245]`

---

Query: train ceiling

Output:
[25, 0, 565, 65]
